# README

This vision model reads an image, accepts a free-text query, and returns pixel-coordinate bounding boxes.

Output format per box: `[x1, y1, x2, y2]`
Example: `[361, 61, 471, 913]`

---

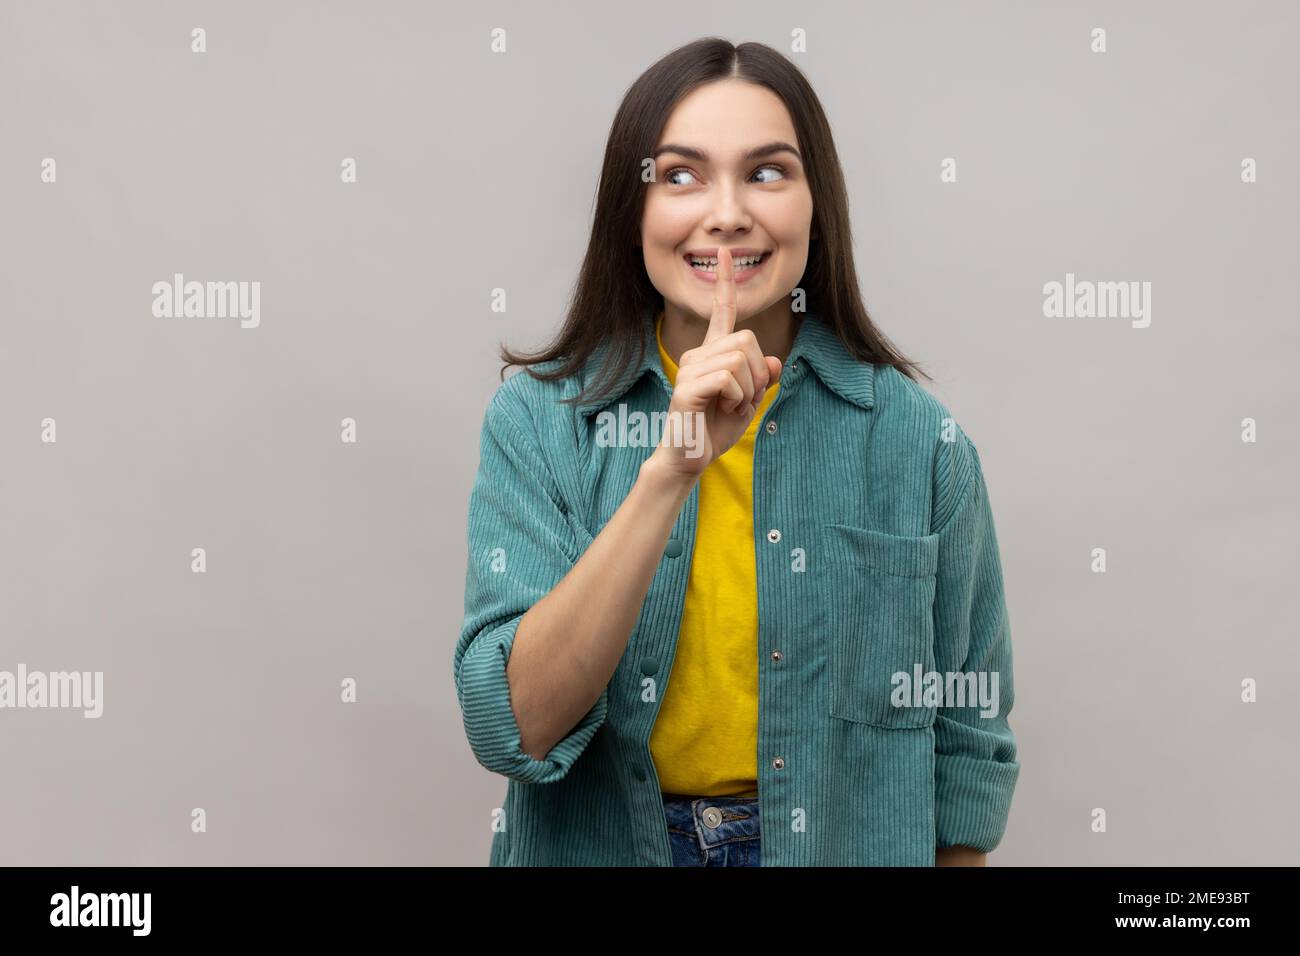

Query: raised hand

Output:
[649, 247, 785, 483]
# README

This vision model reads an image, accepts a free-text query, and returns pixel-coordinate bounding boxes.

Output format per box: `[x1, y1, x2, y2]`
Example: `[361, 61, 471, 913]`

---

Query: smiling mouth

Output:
[683, 251, 771, 282]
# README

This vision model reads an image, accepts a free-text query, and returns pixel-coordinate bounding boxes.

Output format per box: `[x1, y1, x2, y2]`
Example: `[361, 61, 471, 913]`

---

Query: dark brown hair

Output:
[500, 37, 930, 406]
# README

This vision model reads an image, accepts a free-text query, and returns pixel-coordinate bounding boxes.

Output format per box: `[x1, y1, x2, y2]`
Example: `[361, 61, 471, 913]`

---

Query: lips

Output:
[682, 247, 769, 260]
[684, 251, 771, 283]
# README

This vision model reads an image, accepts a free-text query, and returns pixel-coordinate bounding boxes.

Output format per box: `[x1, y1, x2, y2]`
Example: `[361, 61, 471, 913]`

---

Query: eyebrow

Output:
[652, 141, 802, 164]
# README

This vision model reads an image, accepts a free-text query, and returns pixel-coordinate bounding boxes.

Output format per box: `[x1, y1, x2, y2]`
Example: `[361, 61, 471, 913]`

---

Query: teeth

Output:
[689, 254, 764, 270]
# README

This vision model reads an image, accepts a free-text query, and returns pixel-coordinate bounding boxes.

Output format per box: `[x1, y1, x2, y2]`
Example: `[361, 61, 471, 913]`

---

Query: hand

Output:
[648, 247, 785, 484]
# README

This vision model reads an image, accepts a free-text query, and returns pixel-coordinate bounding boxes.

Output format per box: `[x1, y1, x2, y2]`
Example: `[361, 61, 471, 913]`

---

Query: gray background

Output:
[2, 0, 1296, 865]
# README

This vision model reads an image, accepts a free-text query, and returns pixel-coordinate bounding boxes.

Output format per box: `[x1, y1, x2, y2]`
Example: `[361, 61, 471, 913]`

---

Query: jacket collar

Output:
[575, 301, 876, 417]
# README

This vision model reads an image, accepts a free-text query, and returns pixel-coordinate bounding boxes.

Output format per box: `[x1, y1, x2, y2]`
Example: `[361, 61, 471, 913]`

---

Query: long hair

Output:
[500, 37, 930, 407]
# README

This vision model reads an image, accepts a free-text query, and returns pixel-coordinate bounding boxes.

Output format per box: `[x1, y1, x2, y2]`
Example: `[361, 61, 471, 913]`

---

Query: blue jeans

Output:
[661, 793, 762, 866]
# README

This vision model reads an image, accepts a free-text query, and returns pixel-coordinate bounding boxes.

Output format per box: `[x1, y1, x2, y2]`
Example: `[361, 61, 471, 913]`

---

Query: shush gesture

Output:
[650, 247, 785, 483]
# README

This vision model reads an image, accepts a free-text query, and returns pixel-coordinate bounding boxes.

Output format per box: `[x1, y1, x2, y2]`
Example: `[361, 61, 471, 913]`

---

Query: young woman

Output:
[454, 38, 1019, 867]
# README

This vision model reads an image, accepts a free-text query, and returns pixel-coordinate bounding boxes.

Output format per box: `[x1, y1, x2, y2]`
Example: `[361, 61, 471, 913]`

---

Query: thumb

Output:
[754, 356, 785, 407]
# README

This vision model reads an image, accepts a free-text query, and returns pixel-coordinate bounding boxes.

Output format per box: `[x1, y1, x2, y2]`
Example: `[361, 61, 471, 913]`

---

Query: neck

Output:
[658, 298, 801, 368]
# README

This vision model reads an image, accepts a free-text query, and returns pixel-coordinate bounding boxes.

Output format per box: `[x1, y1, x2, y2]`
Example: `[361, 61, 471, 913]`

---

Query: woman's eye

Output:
[662, 164, 788, 187]
[752, 164, 786, 183]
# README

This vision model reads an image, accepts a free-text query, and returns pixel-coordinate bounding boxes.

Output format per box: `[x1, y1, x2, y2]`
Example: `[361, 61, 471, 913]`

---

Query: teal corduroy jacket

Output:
[454, 306, 1020, 866]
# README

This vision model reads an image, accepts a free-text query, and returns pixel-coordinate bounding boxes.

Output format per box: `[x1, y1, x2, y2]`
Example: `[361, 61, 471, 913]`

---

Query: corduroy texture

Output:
[453, 305, 1020, 866]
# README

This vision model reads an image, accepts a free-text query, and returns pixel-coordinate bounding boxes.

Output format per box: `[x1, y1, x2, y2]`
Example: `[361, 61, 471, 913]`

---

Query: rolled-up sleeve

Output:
[930, 432, 1020, 852]
[453, 386, 607, 784]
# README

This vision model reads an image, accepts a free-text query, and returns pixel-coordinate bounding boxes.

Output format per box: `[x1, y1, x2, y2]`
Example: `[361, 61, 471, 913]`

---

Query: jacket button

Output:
[771, 650, 782, 662]
[701, 807, 723, 829]
[664, 539, 683, 558]
[640, 656, 658, 675]
[766, 529, 781, 544]
[765, 420, 778, 435]
[772, 757, 785, 770]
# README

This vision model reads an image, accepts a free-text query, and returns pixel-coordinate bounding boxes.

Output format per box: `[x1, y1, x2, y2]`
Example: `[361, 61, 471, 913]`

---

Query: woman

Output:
[454, 38, 1019, 867]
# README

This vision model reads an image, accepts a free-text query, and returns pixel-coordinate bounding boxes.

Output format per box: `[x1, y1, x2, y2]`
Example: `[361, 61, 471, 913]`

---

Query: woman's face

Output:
[641, 78, 814, 328]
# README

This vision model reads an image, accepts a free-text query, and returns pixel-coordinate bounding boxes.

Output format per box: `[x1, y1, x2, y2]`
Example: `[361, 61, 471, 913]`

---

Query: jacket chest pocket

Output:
[822, 524, 940, 729]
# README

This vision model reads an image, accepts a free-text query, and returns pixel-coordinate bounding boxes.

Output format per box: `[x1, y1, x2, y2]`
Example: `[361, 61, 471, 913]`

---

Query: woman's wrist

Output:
[639, 451, 699, 502]
[935, 846, 987, 866]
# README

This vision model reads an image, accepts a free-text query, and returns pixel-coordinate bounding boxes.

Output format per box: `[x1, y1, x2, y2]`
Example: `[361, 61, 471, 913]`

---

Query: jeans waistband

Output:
[661, 793, 761, 851]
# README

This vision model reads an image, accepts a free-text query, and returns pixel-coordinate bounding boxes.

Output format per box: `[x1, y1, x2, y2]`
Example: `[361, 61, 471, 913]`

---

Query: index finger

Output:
[703, 247, 736, 345]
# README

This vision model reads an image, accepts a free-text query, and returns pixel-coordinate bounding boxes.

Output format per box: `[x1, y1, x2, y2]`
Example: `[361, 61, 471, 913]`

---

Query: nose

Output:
[700, 181, 752, 236]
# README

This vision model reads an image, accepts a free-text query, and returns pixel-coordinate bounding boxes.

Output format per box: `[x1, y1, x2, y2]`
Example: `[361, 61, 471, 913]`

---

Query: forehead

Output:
[657, 80, 798, 155]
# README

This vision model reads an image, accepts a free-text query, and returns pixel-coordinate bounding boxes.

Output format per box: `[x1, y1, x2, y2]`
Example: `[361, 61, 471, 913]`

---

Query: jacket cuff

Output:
[934, 752, 1020, 853]
[457, 615, 608, 784]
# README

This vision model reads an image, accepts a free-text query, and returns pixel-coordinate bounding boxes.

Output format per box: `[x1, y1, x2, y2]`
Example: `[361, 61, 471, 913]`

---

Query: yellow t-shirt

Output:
[648, 315, 780, 798]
